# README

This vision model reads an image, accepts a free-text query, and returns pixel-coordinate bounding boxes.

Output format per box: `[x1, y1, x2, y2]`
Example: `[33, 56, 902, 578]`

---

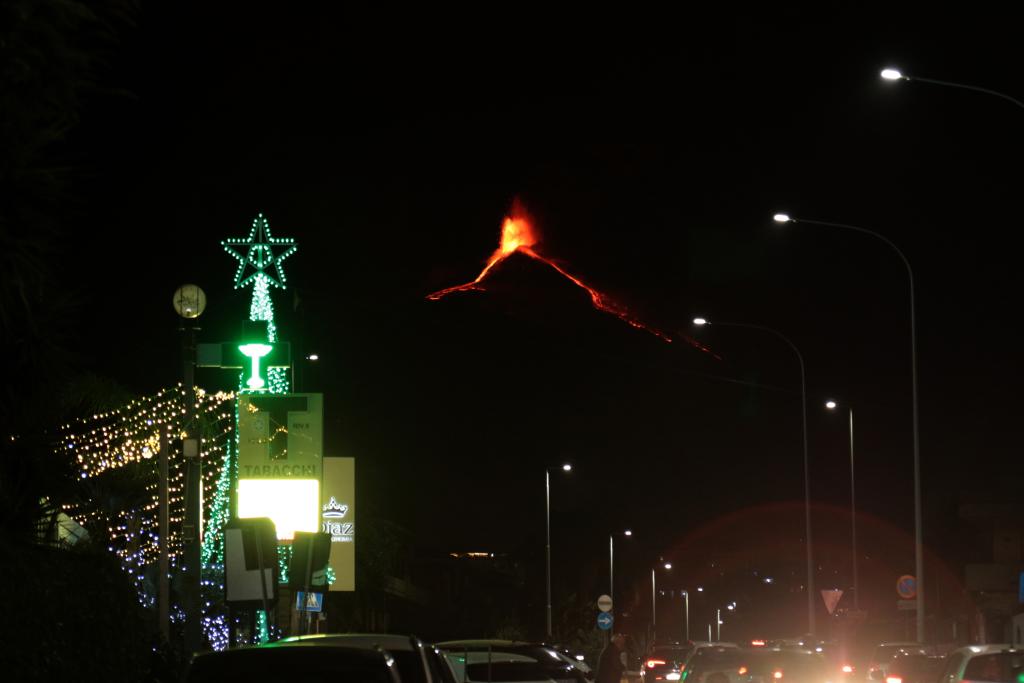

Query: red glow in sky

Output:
[428, 202, 717, 355]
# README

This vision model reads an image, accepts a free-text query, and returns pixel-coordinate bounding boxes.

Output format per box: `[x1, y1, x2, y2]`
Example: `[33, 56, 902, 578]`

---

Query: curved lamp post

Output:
[826, 398, 859, 611]
[693, 317, 814, 635]
[610, 529, 633, 616]
[546, 463, 572, 637]
[774, 212, 922, 641]
[880, 67, 1024, 110]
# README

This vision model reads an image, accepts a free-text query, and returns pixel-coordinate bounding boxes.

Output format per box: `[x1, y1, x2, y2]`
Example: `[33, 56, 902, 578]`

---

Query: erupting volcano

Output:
[428, 201, 715, 354]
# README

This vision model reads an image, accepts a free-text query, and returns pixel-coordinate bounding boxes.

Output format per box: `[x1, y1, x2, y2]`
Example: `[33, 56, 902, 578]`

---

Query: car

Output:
[644, 642, 739, 683]
[277, 633, 458, 683]
[744, 647, 831, 683]
[880, 653, 946, 683]
[868, 644, 930, 680]
[936, 645, 1023, 683]
[437, 639, 591, 683]
[183, 641, 402, 683]
[682, 646, 757, 683]
[546, 643, 593, 676]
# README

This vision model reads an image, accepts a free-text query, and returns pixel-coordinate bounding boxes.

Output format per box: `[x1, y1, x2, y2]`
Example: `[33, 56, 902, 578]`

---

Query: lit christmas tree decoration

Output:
[222, 213, 297, 291]
[56, 214, 311, 650]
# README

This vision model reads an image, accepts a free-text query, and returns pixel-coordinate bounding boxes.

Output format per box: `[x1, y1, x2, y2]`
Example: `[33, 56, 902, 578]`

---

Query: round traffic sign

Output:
[597, 594, 613, 612]
[597, 612, 613, 630]
[897, 575, 917, 599]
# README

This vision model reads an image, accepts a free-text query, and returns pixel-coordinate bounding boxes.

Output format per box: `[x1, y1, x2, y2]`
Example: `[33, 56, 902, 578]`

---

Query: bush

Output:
[0, 543, 162, 681]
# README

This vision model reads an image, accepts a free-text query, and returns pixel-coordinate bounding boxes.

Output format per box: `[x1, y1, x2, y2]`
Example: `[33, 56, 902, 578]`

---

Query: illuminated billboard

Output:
[237, 393, 323, 540]
[237, 393, 323, 478]
[237, 479, 319, 540]
[322, 457, 355, 591]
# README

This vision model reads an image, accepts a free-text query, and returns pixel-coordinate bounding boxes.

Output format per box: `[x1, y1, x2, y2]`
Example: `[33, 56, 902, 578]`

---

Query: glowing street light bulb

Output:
[773, 213, 792, 223]
[880, 68, 904, 80]
[307, 354, 319, 361]
[624, 529, 633, 536]
[664, 562, 673, 570]
[693, 317, 708, 326]
[825, 400, 837, 409]
[562, 463, 572, 472]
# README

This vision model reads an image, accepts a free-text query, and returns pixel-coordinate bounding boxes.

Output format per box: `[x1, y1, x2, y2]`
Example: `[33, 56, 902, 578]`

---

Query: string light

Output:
[56, 214, 307, 651]
[58, 387, 235, 608]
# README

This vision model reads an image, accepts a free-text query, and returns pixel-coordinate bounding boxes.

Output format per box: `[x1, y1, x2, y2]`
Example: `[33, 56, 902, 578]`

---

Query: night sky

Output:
[56, 5, 1023, 625]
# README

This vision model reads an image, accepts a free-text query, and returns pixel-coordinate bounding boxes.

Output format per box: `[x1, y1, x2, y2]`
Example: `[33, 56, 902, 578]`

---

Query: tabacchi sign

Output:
[236, 393, 323, 540]
[237, 393, 323, 478]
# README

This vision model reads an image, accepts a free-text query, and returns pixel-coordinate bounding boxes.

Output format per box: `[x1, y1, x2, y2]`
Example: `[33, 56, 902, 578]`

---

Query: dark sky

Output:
[59, 5, 1023, 623]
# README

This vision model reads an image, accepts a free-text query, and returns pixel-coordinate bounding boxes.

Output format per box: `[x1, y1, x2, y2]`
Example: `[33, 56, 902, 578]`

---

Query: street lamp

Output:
[609, 529, 633, 615]
[546, 463, 572, 637]
[879, 66, 1024, 110]
[826, 399, 860, 611]
[651, 561, 672, 641]
[681, 590, 690, 641]
[693, 317, 815, 635]
[774, 213, 922, 641]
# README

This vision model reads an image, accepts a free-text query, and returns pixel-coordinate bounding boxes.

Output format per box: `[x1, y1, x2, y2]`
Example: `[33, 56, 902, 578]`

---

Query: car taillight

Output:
[886, 676, 902, 683]
[752, 640, 767, 647]
[773, 671, 784, 680]
[738, 667, 749, 675]
[648, 660, 667, 669]
[842, 666, 854, 674]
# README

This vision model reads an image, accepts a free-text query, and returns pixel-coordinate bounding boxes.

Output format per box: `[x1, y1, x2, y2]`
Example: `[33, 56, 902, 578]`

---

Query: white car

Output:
[438, 639, 592, 683]
[937, 644, 1022, 683]
[277, 633, 458, 683]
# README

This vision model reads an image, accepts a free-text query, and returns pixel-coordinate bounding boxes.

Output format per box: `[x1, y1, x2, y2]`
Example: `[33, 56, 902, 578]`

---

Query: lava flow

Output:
[428, 202, 715, 355]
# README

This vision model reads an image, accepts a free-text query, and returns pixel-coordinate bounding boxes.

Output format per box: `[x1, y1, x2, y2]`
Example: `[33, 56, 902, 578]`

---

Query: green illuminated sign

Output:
[239, 343, 274, 389]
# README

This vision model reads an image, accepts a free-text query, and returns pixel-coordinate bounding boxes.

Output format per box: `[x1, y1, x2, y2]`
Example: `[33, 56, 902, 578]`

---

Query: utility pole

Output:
[173, 284, 206, 655]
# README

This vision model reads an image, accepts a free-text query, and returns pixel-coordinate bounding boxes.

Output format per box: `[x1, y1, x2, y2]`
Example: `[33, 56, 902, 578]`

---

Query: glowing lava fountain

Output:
[428, 203, 714, 354]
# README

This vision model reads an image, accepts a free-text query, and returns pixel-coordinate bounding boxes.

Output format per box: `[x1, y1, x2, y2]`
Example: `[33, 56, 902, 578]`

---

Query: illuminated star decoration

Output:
[222, 213, 297, 290]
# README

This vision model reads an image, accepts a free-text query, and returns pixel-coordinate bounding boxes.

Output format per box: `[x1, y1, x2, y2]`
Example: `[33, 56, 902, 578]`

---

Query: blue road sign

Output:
[1018, 572, 1023, 603]
[897, 575, 917, 600]
[296, 591, 324, 612]
[597, 612, 613, 630]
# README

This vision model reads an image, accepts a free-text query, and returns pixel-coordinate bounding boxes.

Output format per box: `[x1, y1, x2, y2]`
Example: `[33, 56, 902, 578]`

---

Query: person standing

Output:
[597, 633, 627, 683]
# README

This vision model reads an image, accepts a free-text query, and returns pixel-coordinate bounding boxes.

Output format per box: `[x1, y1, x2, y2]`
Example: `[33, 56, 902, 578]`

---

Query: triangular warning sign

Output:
[821, 589, 843, 615]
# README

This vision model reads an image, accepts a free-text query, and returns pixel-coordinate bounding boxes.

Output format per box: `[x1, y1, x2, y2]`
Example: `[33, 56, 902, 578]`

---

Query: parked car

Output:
[184, 641, 402, 683]
[437, 639, 591, 683]
[936, 645, 1023, 683]
[277, 633, 458, 683]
